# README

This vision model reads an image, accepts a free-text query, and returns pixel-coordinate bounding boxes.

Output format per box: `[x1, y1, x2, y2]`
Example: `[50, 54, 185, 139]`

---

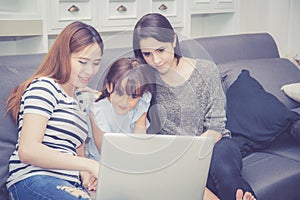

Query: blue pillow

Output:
[226, 70, 300, 155]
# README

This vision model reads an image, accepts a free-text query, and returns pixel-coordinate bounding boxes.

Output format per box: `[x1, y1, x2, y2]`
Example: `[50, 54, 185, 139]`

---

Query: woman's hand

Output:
[80, 171, 98, 191]
[201, 130, 222, 143]
[86, 159, 100, 179]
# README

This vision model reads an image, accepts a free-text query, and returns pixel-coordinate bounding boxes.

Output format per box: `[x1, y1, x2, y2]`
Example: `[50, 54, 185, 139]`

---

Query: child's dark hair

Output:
[95, 57, 152, 102]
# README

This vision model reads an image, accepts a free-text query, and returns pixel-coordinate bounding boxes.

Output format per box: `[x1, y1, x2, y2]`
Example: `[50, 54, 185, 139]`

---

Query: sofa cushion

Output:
[262, 131, 300, 162]
[218, 58, 300, 109]
[242, 152, 300, 200]
[281, 82, 300, 103]
[226, 70, 300, 156]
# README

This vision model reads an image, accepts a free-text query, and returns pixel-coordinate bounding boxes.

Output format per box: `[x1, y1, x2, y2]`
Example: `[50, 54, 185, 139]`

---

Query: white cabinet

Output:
[184, 0, 237, 38]
[0, 0, 239, 56]
[0, 0, 47, 55]
[98, 0, 183, 32]
[188, 0, 236, 14]
[98, 0, 144, 32]
[47, 0, 98, 34]
[151, 0, 183, 27]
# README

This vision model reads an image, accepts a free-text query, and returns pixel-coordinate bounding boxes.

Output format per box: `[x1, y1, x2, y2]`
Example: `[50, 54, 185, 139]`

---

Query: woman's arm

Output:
[134, 112, 147, 134]
[77, 144, 98, 191]
[18, 113, 99, 177]
[90, 112, 105, 153]
[202, 61, 231, 137]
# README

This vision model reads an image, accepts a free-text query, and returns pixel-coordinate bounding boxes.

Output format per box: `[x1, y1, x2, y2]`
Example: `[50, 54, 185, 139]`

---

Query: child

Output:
[86, 57, 152, 161]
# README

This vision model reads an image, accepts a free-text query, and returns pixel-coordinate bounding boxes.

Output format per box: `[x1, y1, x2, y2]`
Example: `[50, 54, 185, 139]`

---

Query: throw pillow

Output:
[281, 83, 300, 103]
[226, 70, 300, 155]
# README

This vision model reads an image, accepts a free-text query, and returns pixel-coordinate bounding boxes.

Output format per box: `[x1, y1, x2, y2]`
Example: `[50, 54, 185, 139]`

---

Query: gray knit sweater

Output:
[148, 59, 231, 137]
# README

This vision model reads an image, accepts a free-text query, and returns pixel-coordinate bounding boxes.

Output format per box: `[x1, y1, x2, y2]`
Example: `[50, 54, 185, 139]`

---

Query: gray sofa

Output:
[181, 33, 300, 199]
[1, 33, 300, 200]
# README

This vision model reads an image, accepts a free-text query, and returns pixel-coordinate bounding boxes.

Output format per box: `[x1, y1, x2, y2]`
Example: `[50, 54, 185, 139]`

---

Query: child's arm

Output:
[133, 112, 147, 134]
[89, 112, 105, 153]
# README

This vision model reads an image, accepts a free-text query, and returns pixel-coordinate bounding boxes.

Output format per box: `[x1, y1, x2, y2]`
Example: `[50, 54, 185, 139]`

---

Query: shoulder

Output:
[27, 77, 62, 93]
[194, 59, 218, 72]
[192, 59, 220, 80]
[181, 57, 218, 76]
[91, 98, 111, 114]
[23, 77, 76, 109]
[140, 92, 152, 104]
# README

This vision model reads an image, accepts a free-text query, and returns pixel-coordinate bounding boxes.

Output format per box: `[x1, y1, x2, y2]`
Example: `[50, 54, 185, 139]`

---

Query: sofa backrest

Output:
[0, 53, 46, 199]
[179, 38, 213, 61]
[186, 33, 280, 65]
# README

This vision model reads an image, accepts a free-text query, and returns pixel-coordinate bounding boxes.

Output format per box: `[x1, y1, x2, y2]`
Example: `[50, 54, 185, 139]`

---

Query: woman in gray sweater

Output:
[133, 13, 256, 200]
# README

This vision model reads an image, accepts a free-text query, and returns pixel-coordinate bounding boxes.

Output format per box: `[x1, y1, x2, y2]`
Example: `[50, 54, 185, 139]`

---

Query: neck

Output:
[160, 57, 184, 86]
[61, 82, 76, 97]
[159, 57, 195, 87]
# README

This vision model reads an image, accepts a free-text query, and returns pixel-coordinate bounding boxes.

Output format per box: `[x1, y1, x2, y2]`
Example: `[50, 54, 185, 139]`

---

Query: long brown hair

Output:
[6, 21, 104, 123]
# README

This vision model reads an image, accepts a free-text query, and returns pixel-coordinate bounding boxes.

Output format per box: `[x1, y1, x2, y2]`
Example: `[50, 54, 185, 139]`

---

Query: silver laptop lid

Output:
[95, 133, 214, 200]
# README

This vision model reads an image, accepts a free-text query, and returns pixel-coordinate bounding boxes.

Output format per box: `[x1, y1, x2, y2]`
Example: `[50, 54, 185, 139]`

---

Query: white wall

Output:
[190, 0, 300, 62]
[287, 0, 300, 61]
[237, 0, 300, 60]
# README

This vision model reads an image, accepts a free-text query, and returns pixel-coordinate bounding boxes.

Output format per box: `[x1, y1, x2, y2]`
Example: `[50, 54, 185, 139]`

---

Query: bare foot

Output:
[236, 189, 256, 200]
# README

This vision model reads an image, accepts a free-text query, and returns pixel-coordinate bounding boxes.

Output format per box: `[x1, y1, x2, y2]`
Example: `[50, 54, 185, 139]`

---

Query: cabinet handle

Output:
[117, 5, 127, 12]
[159, 4, 168, 10]
[68, 5, 80, 12]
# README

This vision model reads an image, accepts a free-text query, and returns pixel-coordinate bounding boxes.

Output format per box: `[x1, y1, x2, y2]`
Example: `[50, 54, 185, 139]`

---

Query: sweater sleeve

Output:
[200, 60, 231, 137]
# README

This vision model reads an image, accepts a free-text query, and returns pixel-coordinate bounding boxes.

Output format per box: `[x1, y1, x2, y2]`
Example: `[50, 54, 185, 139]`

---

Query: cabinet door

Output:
[48, 0, 98, 34]
[188, 0, 236, 14]
[151, 0, 183, 27]
[214, 0, 236, 11]
[99, 0, 150, 32]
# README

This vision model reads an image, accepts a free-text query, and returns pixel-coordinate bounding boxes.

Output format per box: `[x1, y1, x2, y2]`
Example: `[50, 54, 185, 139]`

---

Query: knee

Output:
[213, 138, 241, 156]
[209, 138, 243, 175]
[215, 137, 237, 148]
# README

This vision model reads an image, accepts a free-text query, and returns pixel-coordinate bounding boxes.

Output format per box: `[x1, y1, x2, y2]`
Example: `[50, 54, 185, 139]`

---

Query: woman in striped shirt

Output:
[6, 21, 103, 200]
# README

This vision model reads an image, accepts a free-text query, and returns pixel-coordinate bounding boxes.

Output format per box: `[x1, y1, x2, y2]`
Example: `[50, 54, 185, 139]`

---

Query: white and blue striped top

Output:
[6, 77, 88, 189]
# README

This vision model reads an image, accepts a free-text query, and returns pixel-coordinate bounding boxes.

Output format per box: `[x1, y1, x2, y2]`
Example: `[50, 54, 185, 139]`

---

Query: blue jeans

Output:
[8, 175, 91, 200]
[206, 138, 256, 200]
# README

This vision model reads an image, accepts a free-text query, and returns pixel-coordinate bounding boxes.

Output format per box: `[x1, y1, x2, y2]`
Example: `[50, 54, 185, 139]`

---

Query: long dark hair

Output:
[95, 57, 152, 102]
[6, 21, 104, 123]
[133, 13, 182, 64]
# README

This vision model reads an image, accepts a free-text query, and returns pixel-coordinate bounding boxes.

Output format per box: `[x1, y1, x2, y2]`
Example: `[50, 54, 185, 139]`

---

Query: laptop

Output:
[95, 133, 214, 200]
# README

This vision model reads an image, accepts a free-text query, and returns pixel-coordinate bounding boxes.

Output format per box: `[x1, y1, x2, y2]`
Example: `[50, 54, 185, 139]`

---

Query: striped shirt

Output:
[6, 77, 88, 188]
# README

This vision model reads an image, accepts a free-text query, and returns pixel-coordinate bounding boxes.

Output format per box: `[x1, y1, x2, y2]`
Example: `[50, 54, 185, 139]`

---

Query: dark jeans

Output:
[206, 138, 256, 200]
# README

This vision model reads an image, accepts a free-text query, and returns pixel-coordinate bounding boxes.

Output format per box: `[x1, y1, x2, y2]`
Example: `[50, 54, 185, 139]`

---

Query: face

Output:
[139, 37, 177, 75]
[108, 78, 141, 115]
[67, 43, 102, 94]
